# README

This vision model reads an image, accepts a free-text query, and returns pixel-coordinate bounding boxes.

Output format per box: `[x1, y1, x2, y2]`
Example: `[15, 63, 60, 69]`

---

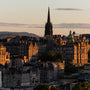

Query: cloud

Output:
[28, 23, 90, 29]
[28, 24, 44, 28]
[29, 23, 90, 29]
[53, 23, 90, 29]
[55, 8, 83, 11]
[0, 22, 44, 28]
[0, 22, 28, 27]
[1, 22, 90, 29]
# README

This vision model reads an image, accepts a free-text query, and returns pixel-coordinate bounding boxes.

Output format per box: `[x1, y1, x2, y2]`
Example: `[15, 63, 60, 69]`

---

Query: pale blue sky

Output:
[0, 0, 90, 36]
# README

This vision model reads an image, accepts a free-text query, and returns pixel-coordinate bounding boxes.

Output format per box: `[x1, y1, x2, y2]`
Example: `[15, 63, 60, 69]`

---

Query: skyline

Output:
[0, 0, 90, 36]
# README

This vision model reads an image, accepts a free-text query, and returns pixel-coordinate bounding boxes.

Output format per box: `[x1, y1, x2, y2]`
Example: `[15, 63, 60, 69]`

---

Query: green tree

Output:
[34, 84, 60, 90]
[34, 84, 49, 90]
[72, 84, 83, 90]
[40, 50, 65, 62]
[72, 82, 90, 90]
[81, 82, 90, 88]
[50, 86, 59, 90]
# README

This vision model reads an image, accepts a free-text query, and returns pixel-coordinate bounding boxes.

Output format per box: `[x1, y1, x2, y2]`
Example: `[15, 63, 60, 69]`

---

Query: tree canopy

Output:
[34, 84, 49, 90]
[34, 84, 59, 90]
[72, 82, 90, 90]
[40, 50, 65, 62]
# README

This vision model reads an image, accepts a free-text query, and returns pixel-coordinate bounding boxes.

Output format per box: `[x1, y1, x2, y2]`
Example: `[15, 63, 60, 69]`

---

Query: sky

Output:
[0, 0, 90, 36]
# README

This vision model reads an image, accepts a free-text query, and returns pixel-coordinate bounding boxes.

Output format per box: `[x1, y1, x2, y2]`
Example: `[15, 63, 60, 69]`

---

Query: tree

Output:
[40, 50, 65, 62]
[72, 83, 83, 90]
[34, 84, 49, 90]
[50, 86, 59, 90]
[72, 82, 90, 90]
[34, 84, 60, 90]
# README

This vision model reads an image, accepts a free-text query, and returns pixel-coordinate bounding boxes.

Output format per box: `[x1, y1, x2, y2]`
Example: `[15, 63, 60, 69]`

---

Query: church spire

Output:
[45, 7, 53, 36]
[47, 7, 50, 23]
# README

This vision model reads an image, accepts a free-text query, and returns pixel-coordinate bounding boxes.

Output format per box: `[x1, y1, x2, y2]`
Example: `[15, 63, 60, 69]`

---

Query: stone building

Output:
[52, 31, 90, 66]
[19, 41, 39, 61]
[4, 43, 20, 57]
[65, 31, 89, 66]
[10, 55, 23, 68]
[0, 43, 10, 65]
[0, 36, 39, 62]
[81, 63, 90, 74]
[2, 63, 40, 88]
[40, 61, 65, 83]
[0, 36, 21, 58]
[2, 68, 22, 87]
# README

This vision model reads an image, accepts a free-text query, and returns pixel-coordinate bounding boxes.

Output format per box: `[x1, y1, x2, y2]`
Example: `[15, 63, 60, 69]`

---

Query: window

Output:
[6, 55, 8, 59]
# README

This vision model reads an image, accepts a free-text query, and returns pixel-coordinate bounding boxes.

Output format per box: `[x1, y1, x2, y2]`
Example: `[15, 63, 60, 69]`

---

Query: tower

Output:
[45, 7, 53, 36]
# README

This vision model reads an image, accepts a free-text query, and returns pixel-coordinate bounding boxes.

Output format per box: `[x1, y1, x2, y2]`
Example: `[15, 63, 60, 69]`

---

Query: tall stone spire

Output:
[45, 7, 53, 36]
[47, 7, 50, 23]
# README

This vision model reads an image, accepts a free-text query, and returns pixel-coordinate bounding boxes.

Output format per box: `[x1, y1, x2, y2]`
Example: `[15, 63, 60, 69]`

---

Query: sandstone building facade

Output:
[0, 43, 10, 65]
[52, 31, 90, 66]
[19, 40, 38, 61]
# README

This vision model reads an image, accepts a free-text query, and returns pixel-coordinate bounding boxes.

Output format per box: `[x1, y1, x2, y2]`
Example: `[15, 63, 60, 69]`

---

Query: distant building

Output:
[10, 55, 23, 68]
[19, 41, 38, 61]
[40, 62, 65, 83]
[0, 36, 39, 62]
[0, 43, 10, 65]
[81, 63, 90, 74]
[5, 43, 20, 57]
[53, 31, 90, 66]
[2, 63, 40, 88]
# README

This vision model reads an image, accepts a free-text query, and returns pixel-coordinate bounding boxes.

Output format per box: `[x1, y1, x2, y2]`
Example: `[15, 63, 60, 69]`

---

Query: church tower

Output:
[45, 7, 53, 36]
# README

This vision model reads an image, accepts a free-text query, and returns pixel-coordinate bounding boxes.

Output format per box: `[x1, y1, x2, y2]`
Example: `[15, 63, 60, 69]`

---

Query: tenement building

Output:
[63, 31, 89, 65]
[51, 31, 90, 66]
[0, 36, 39, 62]
[19, 40, 38, 61]
[40, 61, 65, 83]
[0, 43, 10, 65]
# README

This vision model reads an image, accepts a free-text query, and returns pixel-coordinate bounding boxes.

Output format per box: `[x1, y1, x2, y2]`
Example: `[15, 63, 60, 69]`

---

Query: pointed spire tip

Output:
[47, 7, 50, 22]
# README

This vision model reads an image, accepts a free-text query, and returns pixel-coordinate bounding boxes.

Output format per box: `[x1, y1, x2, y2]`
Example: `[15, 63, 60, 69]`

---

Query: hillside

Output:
[0, 32, 40, 39]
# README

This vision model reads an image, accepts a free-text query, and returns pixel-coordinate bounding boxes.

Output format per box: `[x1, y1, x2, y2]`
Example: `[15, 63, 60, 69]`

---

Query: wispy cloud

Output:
[29, 23, 90, 29]
[28, 23, 90, 29]
[53, 23, 90, 29]
[1, 22, 90, 29]
[0, 22, 28, 27]
[0, 22, 44, 28]
[28, 24, 44, 28]
[55, 8, 83, 11]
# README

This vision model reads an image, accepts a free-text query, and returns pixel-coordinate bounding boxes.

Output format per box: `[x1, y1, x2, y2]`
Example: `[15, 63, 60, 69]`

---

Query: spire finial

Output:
[47, 7, 50, 22]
